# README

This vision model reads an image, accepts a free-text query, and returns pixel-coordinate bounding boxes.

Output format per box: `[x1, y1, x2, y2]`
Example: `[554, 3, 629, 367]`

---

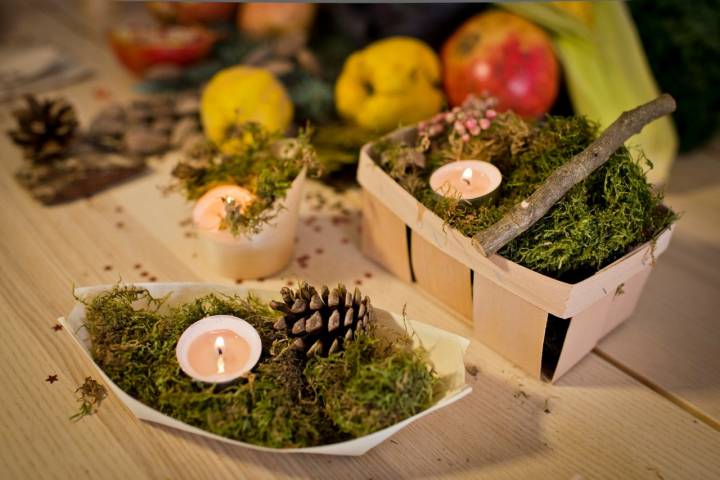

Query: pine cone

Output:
[7, 94, 79, 164]
[271, 282, 375, 357]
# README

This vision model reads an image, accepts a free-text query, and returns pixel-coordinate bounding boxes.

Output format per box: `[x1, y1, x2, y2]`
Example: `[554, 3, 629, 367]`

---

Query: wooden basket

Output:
[356, 128, 673, 382]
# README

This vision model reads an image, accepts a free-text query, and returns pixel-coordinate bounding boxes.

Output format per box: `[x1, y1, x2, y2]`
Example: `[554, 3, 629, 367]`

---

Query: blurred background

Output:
[1, 1, 718, 186]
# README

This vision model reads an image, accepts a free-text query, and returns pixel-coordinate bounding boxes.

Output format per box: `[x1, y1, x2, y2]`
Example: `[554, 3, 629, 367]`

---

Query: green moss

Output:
[376, 113, 677, 281]
[306, 325, 439, 437]
[171, 123, 320, 236]
[82, 285, 439, 448]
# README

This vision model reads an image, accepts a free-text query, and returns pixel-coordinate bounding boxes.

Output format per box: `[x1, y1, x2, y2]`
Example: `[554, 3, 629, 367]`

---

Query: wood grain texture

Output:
[0, 1, 718, 479]
[411, 230, 473, 322]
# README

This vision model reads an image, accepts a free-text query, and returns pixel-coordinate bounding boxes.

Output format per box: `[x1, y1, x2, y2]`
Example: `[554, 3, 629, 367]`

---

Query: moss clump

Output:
[82, 285, 440, 448]
[306, 324, 438, 437]
[376, 113, 677, 281]
[171, 123, 320, 236]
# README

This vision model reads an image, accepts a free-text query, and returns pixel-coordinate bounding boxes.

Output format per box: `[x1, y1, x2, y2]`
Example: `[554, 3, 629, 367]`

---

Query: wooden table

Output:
[1, 2, 719, 479]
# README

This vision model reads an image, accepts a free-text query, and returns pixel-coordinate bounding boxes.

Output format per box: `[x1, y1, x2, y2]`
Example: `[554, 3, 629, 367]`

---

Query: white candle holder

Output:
[429, 160, 502, 206]
[195, 169, 306, 279]
[175, 314, 262, 384]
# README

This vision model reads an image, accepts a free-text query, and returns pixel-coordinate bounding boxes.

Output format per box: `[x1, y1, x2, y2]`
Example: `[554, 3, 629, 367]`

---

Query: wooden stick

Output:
[473, 93, 676, 257]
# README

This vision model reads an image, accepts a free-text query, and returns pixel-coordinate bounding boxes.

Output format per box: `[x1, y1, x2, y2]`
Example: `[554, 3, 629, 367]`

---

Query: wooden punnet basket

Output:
[357, 127, 673, 382]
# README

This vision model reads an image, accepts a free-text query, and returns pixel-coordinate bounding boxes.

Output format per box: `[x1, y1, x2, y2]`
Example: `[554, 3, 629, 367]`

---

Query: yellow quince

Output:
[335, 37, 444, 132]
[201, 66, 293, 151]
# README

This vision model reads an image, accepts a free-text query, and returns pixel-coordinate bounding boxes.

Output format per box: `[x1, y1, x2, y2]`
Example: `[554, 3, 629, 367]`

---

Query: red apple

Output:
[108, 26, 217, 76]
[442, 10, 559, 118]
[146, 2, 237, 25]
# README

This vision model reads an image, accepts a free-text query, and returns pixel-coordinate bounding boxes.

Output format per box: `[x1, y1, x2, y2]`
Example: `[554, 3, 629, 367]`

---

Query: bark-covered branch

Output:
[473, 93, 676, 257]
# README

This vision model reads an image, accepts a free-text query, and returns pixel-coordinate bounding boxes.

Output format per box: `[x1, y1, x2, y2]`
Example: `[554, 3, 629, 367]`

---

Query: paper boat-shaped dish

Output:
[62, 283, 472, 456]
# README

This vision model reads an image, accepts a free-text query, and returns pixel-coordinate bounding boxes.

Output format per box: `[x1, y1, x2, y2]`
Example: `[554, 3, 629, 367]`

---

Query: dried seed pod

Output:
[270, 281, 376, 358]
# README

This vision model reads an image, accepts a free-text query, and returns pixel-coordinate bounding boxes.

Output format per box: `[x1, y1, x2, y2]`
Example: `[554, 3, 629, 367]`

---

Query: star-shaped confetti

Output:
[46, 374, 58, 384]
[52, 324, 63, 332]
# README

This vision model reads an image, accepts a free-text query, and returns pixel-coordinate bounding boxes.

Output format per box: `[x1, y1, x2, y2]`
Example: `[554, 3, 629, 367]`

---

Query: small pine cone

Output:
[7, 94, 79, 164]
[271, 281, 375, 358]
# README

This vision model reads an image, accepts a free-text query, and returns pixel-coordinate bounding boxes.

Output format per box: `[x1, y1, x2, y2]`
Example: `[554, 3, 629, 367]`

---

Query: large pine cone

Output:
[7, 94, 79, 164]
[271, 282, 375, 357]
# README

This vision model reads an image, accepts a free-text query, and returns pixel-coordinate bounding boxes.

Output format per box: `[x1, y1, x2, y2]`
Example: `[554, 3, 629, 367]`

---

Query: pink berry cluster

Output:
[419, 96, 498, 144]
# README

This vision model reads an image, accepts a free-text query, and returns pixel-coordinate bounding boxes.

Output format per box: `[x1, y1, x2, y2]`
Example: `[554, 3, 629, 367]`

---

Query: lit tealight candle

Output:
[429, 160, 502, 206]
[190, 171, 306, 279]
[192, 185, 255, 234]
[176, 315, 262, 384]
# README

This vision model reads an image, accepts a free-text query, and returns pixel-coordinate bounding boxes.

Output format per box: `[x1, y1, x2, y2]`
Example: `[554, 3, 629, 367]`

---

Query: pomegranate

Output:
[442, 10, 559, 118]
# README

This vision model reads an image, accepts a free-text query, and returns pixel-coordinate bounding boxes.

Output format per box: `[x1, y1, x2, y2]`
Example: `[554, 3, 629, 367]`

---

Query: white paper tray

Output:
[62, 282, 472, 456]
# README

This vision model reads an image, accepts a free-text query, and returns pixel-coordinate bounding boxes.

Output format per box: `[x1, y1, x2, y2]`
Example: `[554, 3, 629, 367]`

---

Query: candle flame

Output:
[215, 336, 225, 355]
[224, 195, 235, 205]
[461, 167, 473, 185]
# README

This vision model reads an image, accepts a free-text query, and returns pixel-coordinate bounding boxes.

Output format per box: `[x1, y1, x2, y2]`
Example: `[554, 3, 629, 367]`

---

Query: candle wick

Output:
[462, 177, 471, 186]
[217, 347, 223, 356]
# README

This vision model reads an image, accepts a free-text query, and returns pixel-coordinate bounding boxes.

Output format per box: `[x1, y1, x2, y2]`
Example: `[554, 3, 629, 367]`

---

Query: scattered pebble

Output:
[125, 127, 169, 156]
[171, 117, 200, 147]
[175, 93, 200, 117]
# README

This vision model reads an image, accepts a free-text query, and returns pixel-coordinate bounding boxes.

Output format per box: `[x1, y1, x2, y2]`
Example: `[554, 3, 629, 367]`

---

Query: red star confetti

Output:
[341, 237, 350, 244]
[140, 271, 149, 277]
[313, 226, 322, 233]
[94, 86, 112, 100]
[45, 374, 58, 384]
[235, 278, 244, 284]
[133, 263, 142, 269]
[364, 272, 373, 279]
[114, 205, 123, 213]
[354, 279, 363, 286]
[148, 276, 157, 282]
[315, 248, 324, 254]
[116, 221, 124, 229]
[103, 265, 113, 271]
[52, 324, 63, 332]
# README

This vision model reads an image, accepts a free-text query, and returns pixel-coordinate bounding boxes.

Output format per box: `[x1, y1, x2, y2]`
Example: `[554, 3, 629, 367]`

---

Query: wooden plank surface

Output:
[0, 1, 719, 479]
[596, 138, 720, 425]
